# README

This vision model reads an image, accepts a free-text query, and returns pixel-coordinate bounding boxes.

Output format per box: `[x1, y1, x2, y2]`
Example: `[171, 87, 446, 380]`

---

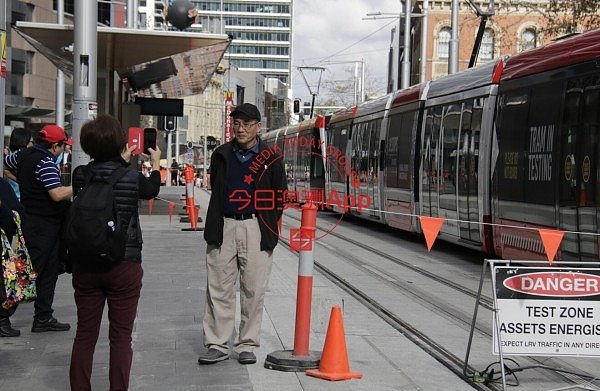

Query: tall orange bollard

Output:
[306, 306, 362, 381]
[264, 199, 321, 372]
[181, 164, 203, 232]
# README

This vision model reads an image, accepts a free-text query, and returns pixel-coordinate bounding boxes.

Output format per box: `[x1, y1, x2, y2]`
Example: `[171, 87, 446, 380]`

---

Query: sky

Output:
[291, 0, 402, 105]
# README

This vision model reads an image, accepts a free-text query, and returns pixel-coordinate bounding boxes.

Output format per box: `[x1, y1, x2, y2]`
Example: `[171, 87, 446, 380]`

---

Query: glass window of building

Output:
[520, 28, 537, 52]
[438, 27, 451, 59]
[479, 28, 494, 61]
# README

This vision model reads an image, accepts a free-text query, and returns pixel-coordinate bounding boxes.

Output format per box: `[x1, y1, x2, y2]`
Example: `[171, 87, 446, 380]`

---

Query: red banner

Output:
[224, 91, 234, 144]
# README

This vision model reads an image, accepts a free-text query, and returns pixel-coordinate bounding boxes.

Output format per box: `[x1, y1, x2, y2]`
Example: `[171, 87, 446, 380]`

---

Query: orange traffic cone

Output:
[306, 306, 362, 381]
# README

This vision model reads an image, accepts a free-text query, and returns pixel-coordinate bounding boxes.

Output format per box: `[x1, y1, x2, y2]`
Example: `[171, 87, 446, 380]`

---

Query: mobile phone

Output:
[128, 127, 143, 155]
[143, 127, 157, 154]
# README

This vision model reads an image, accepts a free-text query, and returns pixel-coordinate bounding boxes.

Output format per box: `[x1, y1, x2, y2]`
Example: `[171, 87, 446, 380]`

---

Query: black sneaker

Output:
[197, 348, 229, 364]
[31, 316, 71, 332]
[237, 351, 256, 365]
[0, 318, 20, 337]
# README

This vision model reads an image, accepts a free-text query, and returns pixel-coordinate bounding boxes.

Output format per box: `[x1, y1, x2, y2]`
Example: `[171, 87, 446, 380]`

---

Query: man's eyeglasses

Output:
[233, 121, 259, 130]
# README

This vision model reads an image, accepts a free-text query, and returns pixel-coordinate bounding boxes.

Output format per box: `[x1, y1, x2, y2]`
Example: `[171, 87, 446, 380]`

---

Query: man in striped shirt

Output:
[4, 124, 73, 334]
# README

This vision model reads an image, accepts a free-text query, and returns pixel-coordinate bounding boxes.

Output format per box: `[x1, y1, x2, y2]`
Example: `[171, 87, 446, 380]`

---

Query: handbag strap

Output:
[9, 211, 30, 259]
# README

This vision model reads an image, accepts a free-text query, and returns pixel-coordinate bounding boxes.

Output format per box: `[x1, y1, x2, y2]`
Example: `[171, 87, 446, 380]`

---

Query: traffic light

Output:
[293, 99, 300, 114]
[165, 116, 176, 131]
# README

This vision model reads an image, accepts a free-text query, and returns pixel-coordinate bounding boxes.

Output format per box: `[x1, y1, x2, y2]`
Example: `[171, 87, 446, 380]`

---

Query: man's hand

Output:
[49, 186, 73, 202]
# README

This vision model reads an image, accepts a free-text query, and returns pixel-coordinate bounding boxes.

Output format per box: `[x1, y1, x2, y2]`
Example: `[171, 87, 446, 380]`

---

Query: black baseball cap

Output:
[230, 103, 261, 122]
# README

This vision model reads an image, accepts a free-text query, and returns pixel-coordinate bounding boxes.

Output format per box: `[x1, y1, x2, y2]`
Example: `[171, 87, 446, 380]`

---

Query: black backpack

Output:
[64, 166, 130, 265]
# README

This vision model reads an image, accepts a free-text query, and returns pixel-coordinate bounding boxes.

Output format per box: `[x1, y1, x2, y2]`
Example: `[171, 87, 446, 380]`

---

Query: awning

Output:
[14, 22, 231, 98]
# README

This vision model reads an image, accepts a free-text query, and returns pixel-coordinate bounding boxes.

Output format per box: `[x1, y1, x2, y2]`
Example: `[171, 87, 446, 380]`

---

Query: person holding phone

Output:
[69, 114, 161, 391]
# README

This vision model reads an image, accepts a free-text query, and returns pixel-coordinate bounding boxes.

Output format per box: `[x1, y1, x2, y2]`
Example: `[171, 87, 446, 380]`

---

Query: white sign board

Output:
[493, 266, 600, 357]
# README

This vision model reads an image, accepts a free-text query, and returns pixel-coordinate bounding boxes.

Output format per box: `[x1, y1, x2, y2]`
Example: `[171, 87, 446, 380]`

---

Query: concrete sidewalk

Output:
[0, 186, 470, 390]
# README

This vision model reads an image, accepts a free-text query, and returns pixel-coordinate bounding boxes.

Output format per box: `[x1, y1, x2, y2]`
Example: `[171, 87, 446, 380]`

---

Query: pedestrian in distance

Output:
[198, 103, 286, 365]
[4, 127, 33, 200]
[171, 158, 179, 185]
[68, 114, 161, 391]
[4, 124, 74, 333]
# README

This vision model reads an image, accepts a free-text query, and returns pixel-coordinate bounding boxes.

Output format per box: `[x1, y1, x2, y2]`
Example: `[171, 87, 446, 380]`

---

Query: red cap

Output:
[39, 125, 73, 145]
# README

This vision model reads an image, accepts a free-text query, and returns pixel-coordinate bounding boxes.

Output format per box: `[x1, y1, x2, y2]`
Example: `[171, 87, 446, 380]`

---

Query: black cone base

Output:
[264, 349, 321, 372]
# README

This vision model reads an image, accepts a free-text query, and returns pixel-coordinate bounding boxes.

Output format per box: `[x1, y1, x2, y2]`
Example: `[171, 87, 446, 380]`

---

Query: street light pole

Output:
[56, 0, 65, 127]
[401, 0, 411, 89]
[449, 0, 459, 74]
[72, 1, 98, 171]
[420, 0, 429, 83]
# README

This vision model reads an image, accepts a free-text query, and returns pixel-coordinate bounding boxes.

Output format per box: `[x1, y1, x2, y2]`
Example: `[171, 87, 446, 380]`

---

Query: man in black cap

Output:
[198, 103, 286, 365]
[4, 124, 73, 333]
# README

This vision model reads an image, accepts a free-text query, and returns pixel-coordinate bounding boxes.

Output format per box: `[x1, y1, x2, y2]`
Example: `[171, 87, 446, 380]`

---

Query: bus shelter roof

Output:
[15, 22, 230, 75]
[14, 22, 231, 99]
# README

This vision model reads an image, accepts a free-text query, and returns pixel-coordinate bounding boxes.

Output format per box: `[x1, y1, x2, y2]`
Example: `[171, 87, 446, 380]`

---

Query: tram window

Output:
[496, 90, 528, 204]
[582, 87, 599, 207]
[440, 104, 460, 210]
[559, 89, 581, 205]
[328, 125, 348, 183]
[369, 120, 380, 180]
[398, 111, 415, 189]
[360, 123, 370, 181]
[386, 113, 402, 187]
[525, 83, 560, 207]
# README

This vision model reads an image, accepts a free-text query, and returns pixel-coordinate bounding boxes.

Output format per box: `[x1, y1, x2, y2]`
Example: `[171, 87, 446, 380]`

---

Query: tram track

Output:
[281, 211, 600, 390]
[284, 212, 495, 310]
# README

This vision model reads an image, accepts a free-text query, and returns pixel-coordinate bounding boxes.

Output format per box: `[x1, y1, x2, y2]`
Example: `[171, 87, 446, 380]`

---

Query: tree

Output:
[506, 0, 600, 36]
[545, 0, 600, 35]
[319, 65, 384, 107]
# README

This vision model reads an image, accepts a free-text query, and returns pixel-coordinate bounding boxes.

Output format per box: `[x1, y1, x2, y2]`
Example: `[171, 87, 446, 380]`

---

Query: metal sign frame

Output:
[464, 259, 600, 391]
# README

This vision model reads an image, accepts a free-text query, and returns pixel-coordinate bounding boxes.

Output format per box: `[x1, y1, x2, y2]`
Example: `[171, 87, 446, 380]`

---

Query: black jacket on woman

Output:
[72, 158, 160, 262]
[204, 139, 286, 251]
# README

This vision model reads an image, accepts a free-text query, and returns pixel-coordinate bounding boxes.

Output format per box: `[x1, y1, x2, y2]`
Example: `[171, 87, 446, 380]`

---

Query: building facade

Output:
[192, 0, 293, 86]
[388, 0, 568, 90]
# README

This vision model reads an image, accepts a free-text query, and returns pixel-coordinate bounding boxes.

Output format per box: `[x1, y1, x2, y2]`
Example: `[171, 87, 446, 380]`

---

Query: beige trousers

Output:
[202, 217, 273, 354]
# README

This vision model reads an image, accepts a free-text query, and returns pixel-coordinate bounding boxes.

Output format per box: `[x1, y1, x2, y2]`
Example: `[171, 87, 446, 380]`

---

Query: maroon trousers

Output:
[70, 261, 143, 391]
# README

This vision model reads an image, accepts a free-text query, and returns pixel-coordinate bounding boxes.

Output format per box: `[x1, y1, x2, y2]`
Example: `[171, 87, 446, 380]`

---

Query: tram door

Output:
[438, 104, 461, 237]
[457, 100, 482, 243]
[559, 79, 599, 261]
[367, 120, 381, 218]
[421, 107, 441, 217]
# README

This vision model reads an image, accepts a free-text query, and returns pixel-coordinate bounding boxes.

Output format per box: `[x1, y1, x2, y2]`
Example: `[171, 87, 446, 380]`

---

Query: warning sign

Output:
[493, 266, 600, 357]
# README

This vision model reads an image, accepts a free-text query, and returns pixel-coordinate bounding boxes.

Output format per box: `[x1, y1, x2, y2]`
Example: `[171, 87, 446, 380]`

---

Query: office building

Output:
[192, 0, 292, 86]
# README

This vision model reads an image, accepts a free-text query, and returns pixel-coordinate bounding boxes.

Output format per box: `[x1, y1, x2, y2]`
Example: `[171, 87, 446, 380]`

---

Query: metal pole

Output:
[353, 62, 358, 105]
[0, 0, 6, 172]
[203, 93, 208, 188]
[401, 0, 412, 89]
[420, 0, 429, 83]
[166, 130, 172, 187]
[175, 128, 180, 166]
[72, 0, 97, 171]
[449, 0, 459, 74]
[127, 0, 138, 29]
[56, 0, 65, 127]
[361, 58, 366, 102]
[220, 0, 224, 34]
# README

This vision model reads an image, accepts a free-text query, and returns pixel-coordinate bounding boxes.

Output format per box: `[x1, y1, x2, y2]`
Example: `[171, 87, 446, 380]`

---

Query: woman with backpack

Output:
[68, 114, 161, 391]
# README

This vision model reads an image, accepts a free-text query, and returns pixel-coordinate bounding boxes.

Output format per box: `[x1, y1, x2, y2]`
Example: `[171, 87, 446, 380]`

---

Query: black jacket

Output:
[72, 158, 160, 262]
[204, 139, 286, 251]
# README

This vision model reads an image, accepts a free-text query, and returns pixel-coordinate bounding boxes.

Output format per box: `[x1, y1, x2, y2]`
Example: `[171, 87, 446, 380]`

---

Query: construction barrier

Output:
[264, 199, 321, 372]
[181, 164, 203, 232]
